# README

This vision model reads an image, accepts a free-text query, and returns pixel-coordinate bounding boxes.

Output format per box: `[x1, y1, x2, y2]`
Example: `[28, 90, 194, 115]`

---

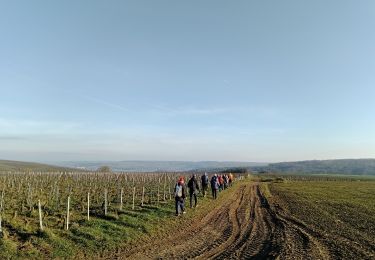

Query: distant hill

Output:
[0, 159, 83, 172]
[5, 159, 375, 175]
[53, 161, 268, 172]
[255, 159, 375, 175]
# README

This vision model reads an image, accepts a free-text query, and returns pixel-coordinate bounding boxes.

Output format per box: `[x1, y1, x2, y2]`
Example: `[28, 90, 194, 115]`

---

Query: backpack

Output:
[211, 176, 219, 189]
[202, 175, 208, 185]
[175, 184, 183, 197]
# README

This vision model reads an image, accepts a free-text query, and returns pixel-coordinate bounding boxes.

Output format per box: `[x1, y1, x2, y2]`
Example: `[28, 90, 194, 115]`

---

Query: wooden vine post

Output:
[66, 196, 70, 230]
[120, 188, 123, 211]
[157, 186, 160, 205]
[169, 182, 172, 200]
[0, 190, 3, 234]
[141, 186, 145, 207]
[104, 189, 108, 216]
[38, 199, 43, 231]
[87, 192, 90, 221]
[163, 175, 166, 201]
[132, 187, 136, 210]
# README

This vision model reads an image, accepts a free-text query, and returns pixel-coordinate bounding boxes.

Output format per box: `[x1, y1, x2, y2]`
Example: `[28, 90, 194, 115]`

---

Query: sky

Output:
[0, 0, 375, 162]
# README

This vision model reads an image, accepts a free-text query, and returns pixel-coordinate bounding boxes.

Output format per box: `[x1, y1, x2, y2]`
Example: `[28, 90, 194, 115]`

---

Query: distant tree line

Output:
[252, 159, 375, 176]
[220, 167, 251, 174]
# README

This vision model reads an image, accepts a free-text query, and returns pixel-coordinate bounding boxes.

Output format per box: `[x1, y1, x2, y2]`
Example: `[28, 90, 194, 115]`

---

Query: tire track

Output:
[237, 185, 281, 260]
[209, 187, 252, 260]
[163, 186, 246, 259]
[122, 185, 245, 259]
[260, 186, 331, 260]
[121, 181, 334, 260]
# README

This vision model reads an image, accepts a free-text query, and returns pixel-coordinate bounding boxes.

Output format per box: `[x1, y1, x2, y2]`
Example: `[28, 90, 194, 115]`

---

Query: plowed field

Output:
[121, 180, 375, 259]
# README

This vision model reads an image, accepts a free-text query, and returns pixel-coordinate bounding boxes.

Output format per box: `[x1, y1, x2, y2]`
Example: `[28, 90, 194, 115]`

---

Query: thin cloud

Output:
[172, 107, 229, 116]
[82, 95, 129, 112]
[150, 104, 231, 117]
[0, 118, 83, 134]
[0, 136, 26, 140]
[149, 104, 282, 118]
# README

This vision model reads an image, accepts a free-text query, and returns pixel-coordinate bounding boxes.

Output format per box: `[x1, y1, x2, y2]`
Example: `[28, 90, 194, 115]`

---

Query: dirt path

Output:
[121, 182, 331, 259]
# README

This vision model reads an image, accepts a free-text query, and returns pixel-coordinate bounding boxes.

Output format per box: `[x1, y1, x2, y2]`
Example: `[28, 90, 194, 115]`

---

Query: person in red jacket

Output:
[218, 175, 224, 191]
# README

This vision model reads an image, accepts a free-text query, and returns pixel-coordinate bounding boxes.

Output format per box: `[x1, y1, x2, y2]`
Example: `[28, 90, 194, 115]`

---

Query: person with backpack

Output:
[218, 175, 224, 191]
[201, 172, 209, 197]
[223, 174, 229, 190]
[228, 173, 234, 187]
[174, 177, 186, 216]
[210, 174, 219, 199]
[187, 174, 200, 208]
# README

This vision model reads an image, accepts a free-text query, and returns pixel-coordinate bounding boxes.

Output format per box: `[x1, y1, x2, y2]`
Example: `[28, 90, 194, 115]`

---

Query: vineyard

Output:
[0, 171, 188, 258]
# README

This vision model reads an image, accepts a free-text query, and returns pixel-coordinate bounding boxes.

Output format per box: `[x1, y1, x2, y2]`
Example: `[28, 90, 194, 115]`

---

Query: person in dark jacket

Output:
[201, 172, 209, 197]
[174, 177, 186, 216]
[187, 174, 200, 208]
[210, 174, 219, 199]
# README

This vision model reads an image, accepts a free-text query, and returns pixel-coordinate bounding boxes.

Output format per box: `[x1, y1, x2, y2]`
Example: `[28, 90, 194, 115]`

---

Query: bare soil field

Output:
[266, 179, 375, 260]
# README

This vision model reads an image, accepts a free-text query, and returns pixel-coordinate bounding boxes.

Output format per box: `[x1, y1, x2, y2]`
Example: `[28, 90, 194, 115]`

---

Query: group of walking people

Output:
[174, 172, 234, 216]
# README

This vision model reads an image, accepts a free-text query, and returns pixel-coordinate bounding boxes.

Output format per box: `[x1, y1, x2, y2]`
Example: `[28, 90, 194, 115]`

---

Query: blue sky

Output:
[1, 1, 375, 162]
